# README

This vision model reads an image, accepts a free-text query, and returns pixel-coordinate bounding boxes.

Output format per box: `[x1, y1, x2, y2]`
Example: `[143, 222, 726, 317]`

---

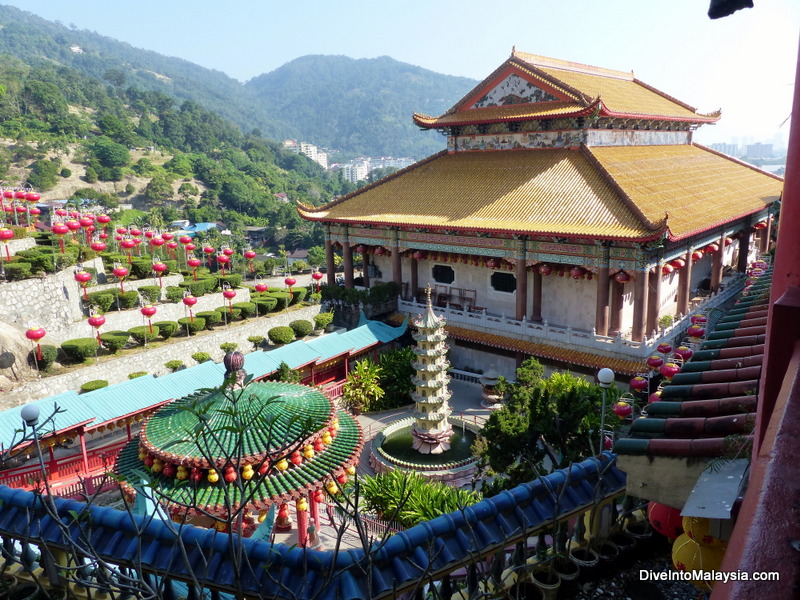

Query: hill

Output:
[0, 5, 476, 159]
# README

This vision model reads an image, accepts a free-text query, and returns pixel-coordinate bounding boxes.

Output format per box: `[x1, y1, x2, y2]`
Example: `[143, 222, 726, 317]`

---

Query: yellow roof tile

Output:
[413, 101, 590, 127]
[299, 149, 655, 240]
[587, 144, 783, 240]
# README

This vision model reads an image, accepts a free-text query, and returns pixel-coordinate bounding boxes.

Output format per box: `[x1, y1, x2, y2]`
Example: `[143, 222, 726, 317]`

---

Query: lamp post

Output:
[597, 367, 615, 454]
[20, 404, 50, 494]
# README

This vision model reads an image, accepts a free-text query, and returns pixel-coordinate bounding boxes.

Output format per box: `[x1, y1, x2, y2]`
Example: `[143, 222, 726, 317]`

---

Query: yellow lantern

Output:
[151, 459, 163, 473]
[297, 497, 309, 512]
[207, 468, 219, 483]
[303, 444, 315, 459]
[241, 464, 254, 480]
[682, 516, 727, 549]
[672, 533, 727, 592]
[138, 449, 148, 461]
[276, 458, 289, 472]
[325, 481, 339, 495]
[331, 418, 339, 431]
[176, 466, 189, 480]
[346, 465, 356, 476]
[322, 432, 333, 445]
[213, 521, 228, 532]
[257, 510, 268, 523]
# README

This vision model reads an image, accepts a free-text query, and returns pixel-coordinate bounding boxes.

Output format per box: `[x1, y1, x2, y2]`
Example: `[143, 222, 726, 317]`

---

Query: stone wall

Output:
[5, 236, 36, 255]
[88, 274, 183, 295]
[2, 304, 321, 408]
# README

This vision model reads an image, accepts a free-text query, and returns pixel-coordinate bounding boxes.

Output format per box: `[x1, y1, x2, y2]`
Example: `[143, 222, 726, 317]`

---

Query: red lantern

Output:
[486, 258, 499, 269]
[88, 314, 105, 343]
[14, 190, 26, 200]
[691, 250, 704, 261]
[337, 474, 348, 485]
[690, 314, 707, 325]
[648, 502, 684, 541]
[161, 232, 173, 241]
[313, 439, 325, 452]
[187, 257, 201, 281]
[25, 327, 46, 361]
[614, 271, 630, 284]
[90, 241, 107, 252]
[74, 270, 92, 300]
[687, 324, 705, 340]
[290, 451, 303, 466]
[183, 295, 198, 322]
[203, 245, 215, 266]
[120, 239, 136, 263]
[222, 247, 234, 257]
[569, 266, 585, 280]
[216, 253, 230, 276]
[657, 343, 672, 355]
[130, 228, 142, 237]
[674, 346, 694, 362]
[97, 214, 110, 224]
[704, 243, 719, 254]
[612, 401, 632, 418]
[223, 465, 238, 483]
[116, 227, 128, 235]
[52, 223, 70, 253]
[354, 244, 365, 253]
[141, 305, 157, 334]
[753, 221, 767, 230]
[179, 235, 192, 245]
[538, 264, 552, 276]
[648, 391, 662, 404]
[255, 283, 268, 293]
[374, 247, 385, 256]
[661, 264, 674, 275]
[646, 355, 664, 370]
[25, 192, 40, 202]
[144, 230, 155, 239]
[311, 271, 323, 281]
[660, 362, 681, 381]
[0, 228, 14, 261]
[223, 288, 236, 315]
[150, 237, 165, 250]
[152, 262, 168, 287]
[412, 250, 425, 260]
[99, 232, 109, 240]
[112, 266, 129, 292]
[284, 277, 296, 288]
[629, 376, 648, 392]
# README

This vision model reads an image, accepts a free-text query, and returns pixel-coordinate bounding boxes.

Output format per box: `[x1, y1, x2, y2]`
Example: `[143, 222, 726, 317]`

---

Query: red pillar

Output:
[297, 498, 309, 548]
[737, 231, 751, 273]
[531, 270, 543, 322]
[609, 279, 624, 335]
[595, 267, 610, 335]
[325, 237, 335, 287]
[343, 243, 354, 288]
[631, 269, 649, 342]
[515, 256, 527, 321]
[676, 250, 693, 316]
[310, 492, 321, 530]
[646, 267, 661, 336]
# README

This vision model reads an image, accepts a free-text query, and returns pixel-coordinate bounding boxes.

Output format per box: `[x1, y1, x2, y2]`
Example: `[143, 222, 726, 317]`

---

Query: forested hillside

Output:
[0, 4, 475, 159]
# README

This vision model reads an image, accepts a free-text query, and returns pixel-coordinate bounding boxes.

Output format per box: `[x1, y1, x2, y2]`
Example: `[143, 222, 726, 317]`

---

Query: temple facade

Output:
[299, 51, 782, 378]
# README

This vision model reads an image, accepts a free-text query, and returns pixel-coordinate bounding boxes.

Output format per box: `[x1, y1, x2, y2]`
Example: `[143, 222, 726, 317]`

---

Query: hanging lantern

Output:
[674, 346, 694, 362]
[629, 376, 648, 392]
[150, 237, 165, 253]
[537, 264, 552, 276]
[612, 401, 632, 418]
[25, 327, 46, 362]
[244, 250, 256, 273]
[90, 241, 107, 252]
[290, 451, 303, 466]
[223, 465, 237, 483]
[687, 324, 706, 340]
[179, 235, 192, 245]
[311, 270, 323, 292]
[241, 464, 254, 480]
[284, 276, 297, 289]
[613, 271, 631, 284]
[682, 516, 728, 549]
[661, 264, 674, 275]
[203, 246, 215, 267]
[648, 390, 662, 404]
[374, 246, 385, 256]
[569, 266, 585, 279]
[87, 314, 105, 343]
[143, 230, 155, 240]
[646, 355, 664, 370]
[255, 283, 268, 293]
[325, 481, 339, 495]
[753, 221, 767, 230]
[112, 266, 129, 292]
[28, 207, 41, 225]
[485, 258, 499, 269]
[216, 253, 230, 276]
[303, 444, 315, 459]
[276, 458, 289, 472]
[129, 228, 142, 237]
[223, 288, 237, 315]
[648, 501, 684, 540]
[74, 271, 93, 300]
[0, 228, 15, 262]
[691, 250, 704, 261]
[222, 247, 235, 257]
[207, 469, 219, 483]
[690, 314, 707, 325]
[51, 223, 70, 253]
[313, 439, 325, 452]
[314, 489, 325, 503]
[187, 256, 202, 281]
[354, 244, 365, 253]
[704, 243, 719, 254]
[141, 305, 157, 334]
[412, 250, 425, 260]
[152, 262, 167, 287]
[120, 238, 136, 263]
[660, 362, 681, 381]
[116, 227, 128, 236]
[657, 342, 673, 355]
[671, 533, 727, 592]
[182, 295, 198, 322]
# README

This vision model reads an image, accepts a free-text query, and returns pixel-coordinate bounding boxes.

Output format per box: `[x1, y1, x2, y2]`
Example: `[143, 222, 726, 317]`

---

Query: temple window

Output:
[432, 265, 455, 284]
[491, 272, 517, 293]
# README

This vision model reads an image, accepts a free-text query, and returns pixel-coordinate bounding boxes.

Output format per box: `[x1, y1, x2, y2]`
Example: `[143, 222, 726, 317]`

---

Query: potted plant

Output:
[313, 310, 335, 333]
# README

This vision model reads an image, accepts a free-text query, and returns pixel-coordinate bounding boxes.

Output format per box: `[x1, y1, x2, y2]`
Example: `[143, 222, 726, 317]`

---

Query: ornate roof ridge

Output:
[513, 51, 635, 82]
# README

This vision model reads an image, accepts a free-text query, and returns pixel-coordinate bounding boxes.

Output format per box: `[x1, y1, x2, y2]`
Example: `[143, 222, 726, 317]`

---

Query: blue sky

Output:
[4, 0, 799, 147]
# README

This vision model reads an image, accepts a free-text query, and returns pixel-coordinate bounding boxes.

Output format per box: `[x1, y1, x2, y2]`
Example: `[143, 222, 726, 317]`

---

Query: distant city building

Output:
[283, 139, 328, 169]
[341, 161, 370, 184]
[744, 142, 773, 159]
[69, 45, 84, 54]
[710, 143, 740, 156]
[371, 156, 415, 170]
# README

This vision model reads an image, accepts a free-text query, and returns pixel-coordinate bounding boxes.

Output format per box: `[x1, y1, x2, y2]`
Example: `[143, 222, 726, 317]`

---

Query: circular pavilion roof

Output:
[115, 381, 363, 515]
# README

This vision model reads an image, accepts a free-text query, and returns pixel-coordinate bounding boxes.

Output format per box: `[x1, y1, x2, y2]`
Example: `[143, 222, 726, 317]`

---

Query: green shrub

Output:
[216, 306, 241, 320]
[60, 167, 72, 178]
[5, 262, 31, 280]
[80, 380, 108, 393]
[86, 291, 116, 313]
[219, 342, 238, 353]
[232, 302, 256, 318]
[61, 338, 99, 363]
[247, 335, 265, 350]
[314, 311, 335, 330]
[289, 287, 307, 305]
[268, 292, 292, 310]
[309, 292, 322, 304]
[191, 352, 211, 364]
[29, 344, 58, 371]
[102, 253, 127, 270]
[268, 326, 295, 345]
[179, 279, 213, 297]
[15, 249, 55, 274]
[289, 319, 313, 338]
[164, 359, 184, 372]
[118, 290, 139, 309]
[252, 296, 278, 315]
[272, 361, 302, 383]
[178, 316, 205, 335]
[196, 310, 222, 329]
[6, 225, 27, 239]
[99, 331, 130, 354]
[153, 320, 179, 339]
[128, 371, 148, 379]
[130, 260, 154, 279]
[128, 325, 159, 345]
[215, 273, 242, 290]
[138, 285, 162, 304]
[165, 286, 184, 303]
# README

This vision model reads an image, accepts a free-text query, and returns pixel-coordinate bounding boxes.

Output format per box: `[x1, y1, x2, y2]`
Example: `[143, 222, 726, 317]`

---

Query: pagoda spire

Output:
[410, 286, 454, 454]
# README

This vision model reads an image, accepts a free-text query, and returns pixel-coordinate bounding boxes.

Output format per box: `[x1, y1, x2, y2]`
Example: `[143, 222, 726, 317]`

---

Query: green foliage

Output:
[153, 320, 179, 339]
[342, 359, 384, 413]
[128, 371, 148, 379]
[164, 359, 184, 372]
[80, 380, 109, 393]
[289, 319, 313, 338]
[29, 344, 57, 371]
[232, 301, 256, 318]
[376, 347, 416, 410]
[193, 310, 218, 329]
[267, 326, 295, 345]
[87, 291, 115, 314]
[14, 249, 55, 274]
[178, 278, 215, 297]
[360, 470, 482, 528]
[118, 290, 139, 309]
[60, 167, 71, 178]
[289, 287, 307, 305]
[219, 342, 238, 353]
[128, 325, 159, 345]
[137, 285, 161, 304]
[143, 173, 173, 203]
[215, 273, 242, 290]
[165, 286, 184, 303]
[247, 335, 265, 349]
[272, 361, 302, 383]
[61, 338, 99, 363]
[191, 352, 211, 364]
[216, 306, 241, 320]
[313, 310, 334, 330]
[89, 136, 130, 168]
[321, 281, 399, 306]
[309, 292, 322, 304]
[26, 157, 60, 190]
[178, 316, 205, 335]
[4, 262, 31, 280]
[99, 331, 130, 354]
[306, 246, 326, 267]
[252, 296, 278, 315]
[267, 291, 291, 310]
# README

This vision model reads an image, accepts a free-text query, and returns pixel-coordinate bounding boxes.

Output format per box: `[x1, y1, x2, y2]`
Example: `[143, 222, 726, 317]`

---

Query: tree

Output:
[143, 173, 174, 203]
[377, 347, 415, 409]
[341, 358, 384, 414]
[89, 136, 130, 168]
[307, 245, 326, 268]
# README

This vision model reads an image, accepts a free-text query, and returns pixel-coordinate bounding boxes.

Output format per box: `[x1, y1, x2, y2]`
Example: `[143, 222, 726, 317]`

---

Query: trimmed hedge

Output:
[216, 306, 241, 320]
[268, 326, 295, 345]
[153, 320, 179, 339]
[29, 344, 58, 371]
[289, 287, 307, 305]
[268, 292, 292, 310]
[87, 291, 116, 313]
[80, 380, 109, 393]
[215, 273, 242, 290]
[179, 278, 216, 297]
[165, 360, 184, 372]
[252, 296, 278, 315]
[5, 262, 31, 280]
[232, 302, 256, 318]
[178, 316, 205, 335]
[191, 352, 211, 363]
[15, 249, 56, 274]
[138, 285, 162, 304]
[99, 331, 130, 354]
[165, 286, 184, 303]
[128, 371, 148, 379]
[128, 325, 159, 345]
[196, 311, 221, 328]
[314, 311, 335, 330]
[118, 290, 139, 309]
[61, 338, 99, 363]
[289, 319, 313, 338]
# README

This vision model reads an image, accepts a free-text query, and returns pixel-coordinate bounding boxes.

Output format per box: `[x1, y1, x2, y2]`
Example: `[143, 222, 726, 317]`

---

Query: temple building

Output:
[299, 50, 782, 378]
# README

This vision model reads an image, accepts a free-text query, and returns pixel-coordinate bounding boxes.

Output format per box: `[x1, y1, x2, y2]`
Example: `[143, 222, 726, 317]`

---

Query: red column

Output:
[325, 237, 335, 287]
[310, 492, 321, 530]
[631, 269, 649, 342]
[609, 279, 624, 335]
[711, 234, 725, 292]
[676, 250, 693, 316]
[531, 270, 542, 322]
[391, 245, 401, 292]
[296, 498, 309, 548]
[737, 231, 751, 273]
[410, 256, 419, 301]
[515, 256, 527, 321]
[343, 244, 354, 288]
[595, 267, 610, 335]
[362, 251, 370, 288]
[646, 267, 661, 336]
[79, 428, 90, 475]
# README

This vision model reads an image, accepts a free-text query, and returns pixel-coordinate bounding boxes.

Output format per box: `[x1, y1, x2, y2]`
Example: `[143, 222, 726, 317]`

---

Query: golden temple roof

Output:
[415, 52, 719, 128]
[299, 145, 781, 241]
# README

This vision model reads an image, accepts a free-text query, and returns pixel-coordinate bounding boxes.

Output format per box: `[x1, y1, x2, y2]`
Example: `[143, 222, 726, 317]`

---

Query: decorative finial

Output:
[425, 284, 432, 307]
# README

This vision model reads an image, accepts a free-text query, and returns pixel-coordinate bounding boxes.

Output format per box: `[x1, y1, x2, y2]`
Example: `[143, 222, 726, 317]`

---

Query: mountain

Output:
[0, 5, 476, 159]
[244, 55, 476, 158]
